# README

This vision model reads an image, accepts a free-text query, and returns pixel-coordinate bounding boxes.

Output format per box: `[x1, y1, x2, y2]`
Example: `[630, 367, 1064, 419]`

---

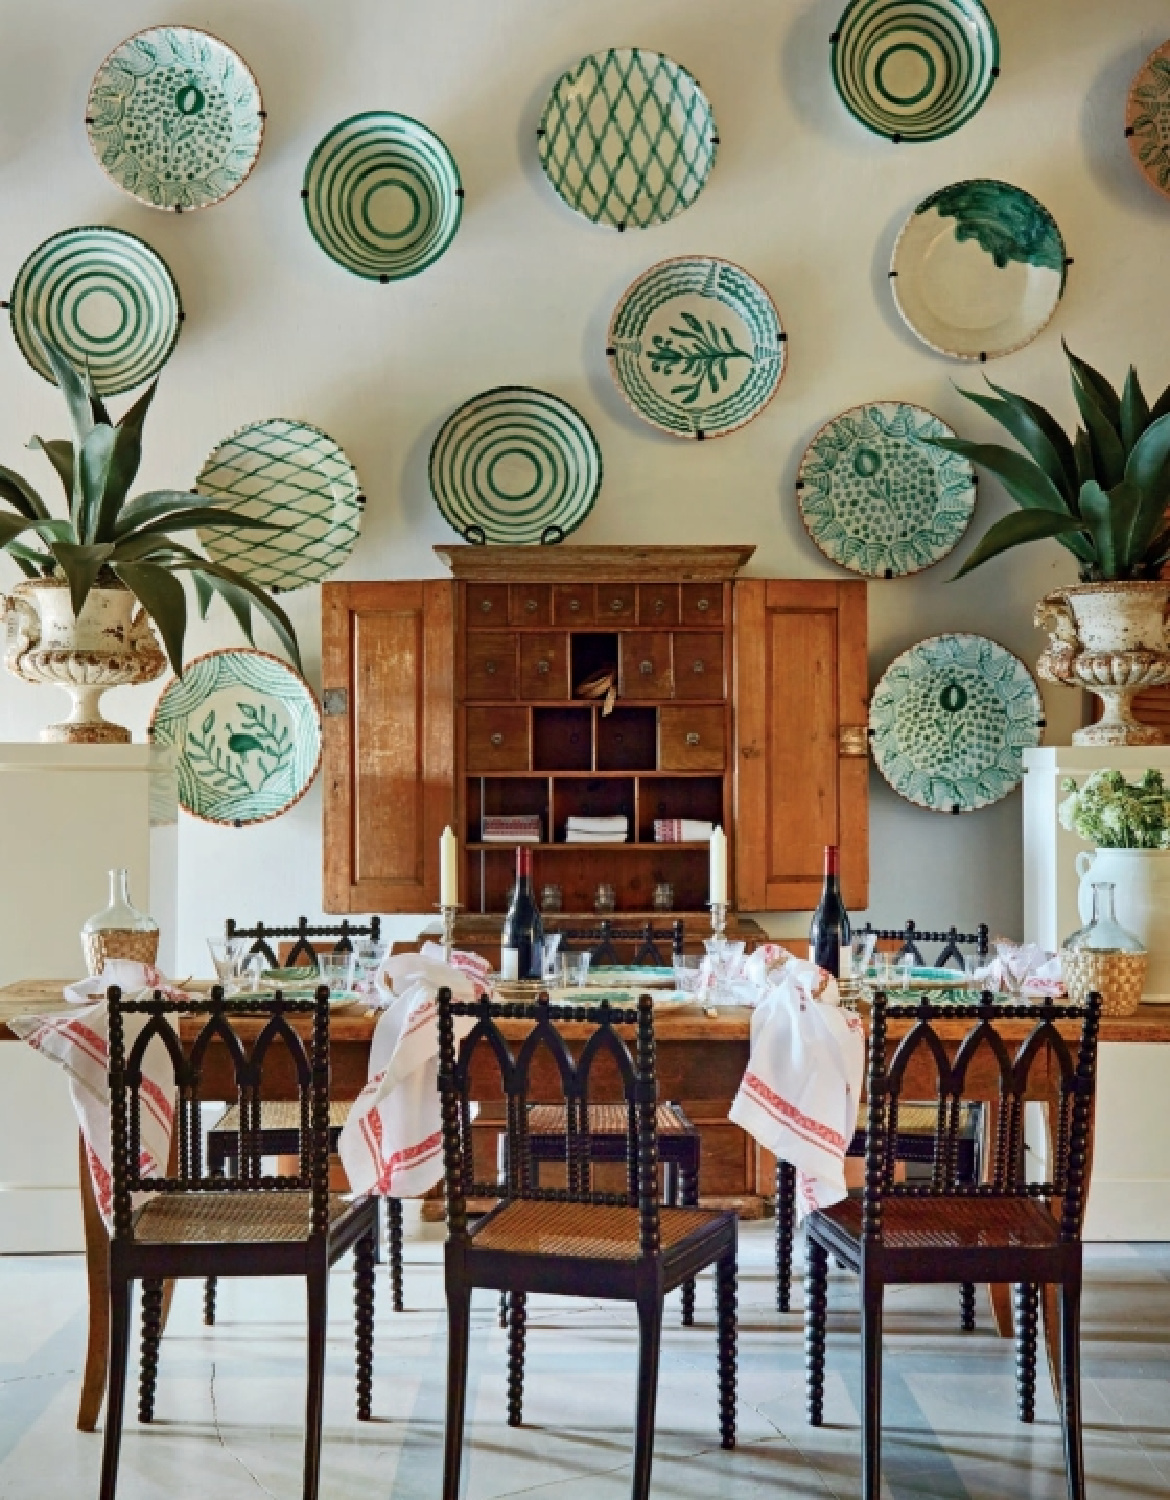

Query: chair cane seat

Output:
[471, 1199, 724, 1261]
[527, 1102, 695, 1137]
[133, 1190, 366, 1244]
[210, 1100, 352, 1133]
[817, 1195, 1062, 1252]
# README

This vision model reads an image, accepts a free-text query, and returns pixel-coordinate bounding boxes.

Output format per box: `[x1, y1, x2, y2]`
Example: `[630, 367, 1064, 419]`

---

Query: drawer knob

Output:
[491, 732, 504, 747]
[569, 598, 581, 612]
[696, 597, 710, 612]
[692, 659, 704, 674]
[524, 598, 538, 613]
[537, 659, 550, 675]
[639, 660, 654, 675]
[686, 732, 700, 746]
[480, 599, 493, 613]
[654, 598, 665, 614]
[485, 661, 497, 674]
[610, 597, 625, 613]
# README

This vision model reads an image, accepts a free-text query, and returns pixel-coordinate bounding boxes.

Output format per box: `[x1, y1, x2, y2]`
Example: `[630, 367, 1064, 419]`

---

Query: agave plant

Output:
[933, 342, 1170, 582]
[0, 338, 298, 673]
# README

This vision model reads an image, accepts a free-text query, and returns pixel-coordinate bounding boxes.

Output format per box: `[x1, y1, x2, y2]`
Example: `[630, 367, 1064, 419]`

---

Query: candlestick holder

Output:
[708, 901, 728, 940]
[436, 903, 463, 962]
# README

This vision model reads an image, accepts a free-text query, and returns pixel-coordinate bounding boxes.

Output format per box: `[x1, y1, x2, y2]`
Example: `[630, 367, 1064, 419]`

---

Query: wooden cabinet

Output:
[323, 552, 868, 917]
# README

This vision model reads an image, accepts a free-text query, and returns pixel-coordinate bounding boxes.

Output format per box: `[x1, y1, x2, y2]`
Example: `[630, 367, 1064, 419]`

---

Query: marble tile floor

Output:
[0, 1217, 1167, 1499]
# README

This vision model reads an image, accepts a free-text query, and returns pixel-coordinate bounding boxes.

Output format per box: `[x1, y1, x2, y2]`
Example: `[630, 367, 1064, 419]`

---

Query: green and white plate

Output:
[538, 48, 717, 229]
[585, 966, 676, 989]
[87, 26, 264, 211]
[608, 257, 785, 439]
[797, 402, 976, 578]
[869, 634, 1044, 814]
[891, 180, 1067, 360]
[149, 649, 323, 826]
[10, 226, 182, 395]
[1126, 40, 1170, 200]
[832, 0, 999, 143]
[195, 419, 363, 592]
[303, 111, 462, 281]
[429, 386, 602, 544]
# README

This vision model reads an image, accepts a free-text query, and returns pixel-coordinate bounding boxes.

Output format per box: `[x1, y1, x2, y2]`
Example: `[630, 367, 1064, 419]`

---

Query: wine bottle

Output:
[500, 846, 544, 981]
[809, 845, 850, 977]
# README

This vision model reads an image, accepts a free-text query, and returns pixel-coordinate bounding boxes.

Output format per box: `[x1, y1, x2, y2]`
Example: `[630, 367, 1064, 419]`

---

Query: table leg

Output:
[76, 1133, 108, 1433]
[981, 1102, 1014, 1338]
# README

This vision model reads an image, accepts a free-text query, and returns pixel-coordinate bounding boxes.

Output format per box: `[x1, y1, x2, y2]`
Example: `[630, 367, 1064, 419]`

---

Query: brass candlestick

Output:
[437, 903, 462, 962]
[709, 901, 728, 940]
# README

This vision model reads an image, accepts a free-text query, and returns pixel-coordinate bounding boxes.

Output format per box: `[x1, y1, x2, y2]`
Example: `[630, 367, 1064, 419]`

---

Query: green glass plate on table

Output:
[551, 987, 694, 1012]
[584, 966, 677, 988]
[149, 649, 323, 826]
[890, 180, 1067, 360]
[797, 402, 976, 578]
[10, 227, 181, 395]
[262, 966, 318, 986]
[87, 26, 264, 210]
[1126, 40, 1170, 199]
[429, 386, 602, 543]
[831, 0, 999, 143]
[195, 419, 363, 591]
[538, 48, 717, 229]
[303, 111, 462, 281]
[608, 257, 785, 439]
[869, 634, 1043, 813]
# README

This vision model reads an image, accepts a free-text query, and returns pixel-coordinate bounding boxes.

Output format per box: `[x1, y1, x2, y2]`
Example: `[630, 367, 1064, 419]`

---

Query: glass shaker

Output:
[81, 868, 159, 975]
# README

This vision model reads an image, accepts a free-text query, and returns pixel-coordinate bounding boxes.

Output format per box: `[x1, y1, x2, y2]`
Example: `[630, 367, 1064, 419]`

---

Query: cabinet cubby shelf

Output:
[468, 842, 710, 851]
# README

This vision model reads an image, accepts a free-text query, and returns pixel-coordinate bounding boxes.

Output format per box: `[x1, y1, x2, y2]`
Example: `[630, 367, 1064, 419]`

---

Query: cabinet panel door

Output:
[322, 581, 453, 913]
[733, 579, 868, 911]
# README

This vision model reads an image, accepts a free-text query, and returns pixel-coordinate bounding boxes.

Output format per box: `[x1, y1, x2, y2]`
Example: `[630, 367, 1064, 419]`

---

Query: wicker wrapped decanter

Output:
[1062, 880, 1146, 1017]
[80, 867, 159, 975]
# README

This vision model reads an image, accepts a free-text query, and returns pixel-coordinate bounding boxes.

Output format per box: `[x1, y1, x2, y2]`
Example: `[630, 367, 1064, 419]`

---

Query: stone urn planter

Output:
[1076, 846, 1170, 1001]
[1036, 580, 1170, 746]
[2, 579, 167, 743]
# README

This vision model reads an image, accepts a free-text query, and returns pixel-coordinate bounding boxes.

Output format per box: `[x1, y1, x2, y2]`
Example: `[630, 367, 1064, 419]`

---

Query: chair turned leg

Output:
[387, 1197, 405, 1312]
[498, 1291, 509, 1329]
[138, 1278, 163, 1423]
[1059, 1281, 1086, 1500]
[98, 1279, 134, 1500]
[354, 1231, 376, 1421]
[775, 1160, 796, 1313]
[203, 1276, 217, 1326]
[716, 1253, 737, 1450]
[960, 1281, 976, 1332]
[631, 1294, 664, 1500]
[506, 1291, 527, 1427]
[861, 1277, 884, 1500]
[680, 1161, 698, 1328]
[1015, 1282, 1039, 1424]
[303, 1263, 329, 1500]
[443, 1286, 472, 1500]
[804, 1236, 828, 1426]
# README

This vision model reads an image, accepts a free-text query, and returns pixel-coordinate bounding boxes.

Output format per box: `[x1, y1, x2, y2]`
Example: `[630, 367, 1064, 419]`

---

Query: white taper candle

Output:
[709, 826, 728, 905]
[440, 825, 459, 907]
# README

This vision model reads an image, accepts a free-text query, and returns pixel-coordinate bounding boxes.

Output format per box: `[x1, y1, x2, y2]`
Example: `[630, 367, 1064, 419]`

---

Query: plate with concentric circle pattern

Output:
[10, 226, 182, 395]
[538, 48, 717, 229]
[832, 0, 999, 143]
[890, 179, 1067, 360]
[195, 420, 363, 592]
[869, 634, 1044, 814]
[1126, 40, 1170, 200]
[87, 26, 264, 210]
[608, 257, 785, 439]
[797, 402, 976, 578]
[303, 111, 462, 281]
[429, 386, 602, 545]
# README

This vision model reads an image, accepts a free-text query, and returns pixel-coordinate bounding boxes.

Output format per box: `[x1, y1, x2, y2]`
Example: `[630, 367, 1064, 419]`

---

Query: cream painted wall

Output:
[1, 0, 1167, 974]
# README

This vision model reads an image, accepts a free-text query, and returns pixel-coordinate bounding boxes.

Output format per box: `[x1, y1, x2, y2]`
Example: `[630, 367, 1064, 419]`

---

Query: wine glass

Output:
[207, 937, 249, 994]
[318, 952, 356, 997]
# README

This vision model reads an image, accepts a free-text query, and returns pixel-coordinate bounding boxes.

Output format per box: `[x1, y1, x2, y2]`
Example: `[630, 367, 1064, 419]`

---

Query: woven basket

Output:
[82, 928, 159, 977]
[1062, 948, 1147, 1017]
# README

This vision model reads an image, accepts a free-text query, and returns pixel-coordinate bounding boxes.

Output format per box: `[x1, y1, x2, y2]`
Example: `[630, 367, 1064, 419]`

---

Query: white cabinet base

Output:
[1083, 1042, 1170, 1240]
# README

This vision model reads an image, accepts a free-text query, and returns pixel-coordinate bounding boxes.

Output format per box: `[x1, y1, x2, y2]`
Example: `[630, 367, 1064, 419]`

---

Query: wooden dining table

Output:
[3, 977, 1167, 1433]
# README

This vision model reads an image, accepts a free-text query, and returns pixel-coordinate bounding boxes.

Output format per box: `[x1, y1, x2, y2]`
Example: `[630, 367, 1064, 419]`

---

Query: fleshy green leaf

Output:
[1123, 412, 1170, 566]
[1080, 480, 1142, 578]
[113, 489, 207, 538]
[177, 560, 300, 669]
[1069, 363, 1126, 487]
[26, 438, 73, 506]
[82, 363, 112, 431]
[76, 424, 117, 543]
[4, 540, 55, 577]
[928, 437, 1071, 513]
[113, 561, 187, 676]
[0, 462, 51, 520]
[960, 380, 1078, 502]
[94, 380, 157, 542]
[47, 540, 114, 618]
[34, 335, 94, 450]
[1120, 367, 1151, 454]
[1150, 379, 1170, 426]
[124, 505, 281, 542]
[0, 515, 42, 550]
[953, 509, 1090, 579]
[1063, 342, 1122, 429]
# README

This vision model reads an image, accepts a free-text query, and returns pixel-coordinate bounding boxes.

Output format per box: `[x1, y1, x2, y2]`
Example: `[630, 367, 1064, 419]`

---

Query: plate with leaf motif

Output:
[607, 257, 786, 439]
[149, 649, 322, 826]
[890, 180, 1067, 360]
[797, 402, 976, 578]
[869, 634, 1044, 814]
[1126, 40, 1170, 199]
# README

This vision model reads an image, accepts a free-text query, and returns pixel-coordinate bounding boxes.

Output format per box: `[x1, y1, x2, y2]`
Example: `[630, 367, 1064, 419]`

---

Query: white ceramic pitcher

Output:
[1076, 846, 1170, 1001]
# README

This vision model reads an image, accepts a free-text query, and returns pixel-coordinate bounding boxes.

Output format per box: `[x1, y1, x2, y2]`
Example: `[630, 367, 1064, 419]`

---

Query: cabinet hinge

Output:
[839, 724, 869, 758]
[322, 688, 348, 717]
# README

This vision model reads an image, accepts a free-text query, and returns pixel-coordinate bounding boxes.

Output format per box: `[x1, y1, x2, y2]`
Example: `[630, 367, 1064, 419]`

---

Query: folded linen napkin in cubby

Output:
[654, 818, 715, 843]
[565, 815, 628, 834]
[481, 814, 542, 843]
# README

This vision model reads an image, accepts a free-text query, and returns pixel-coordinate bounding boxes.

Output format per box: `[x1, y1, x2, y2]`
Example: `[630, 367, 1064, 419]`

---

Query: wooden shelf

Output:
[466, 770, 722, 780]
[469, 842, 710, 851]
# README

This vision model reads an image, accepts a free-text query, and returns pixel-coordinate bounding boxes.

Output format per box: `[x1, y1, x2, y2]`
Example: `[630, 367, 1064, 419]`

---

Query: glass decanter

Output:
[81, 868, 159, 974]
[1063, 881, 1144, 956]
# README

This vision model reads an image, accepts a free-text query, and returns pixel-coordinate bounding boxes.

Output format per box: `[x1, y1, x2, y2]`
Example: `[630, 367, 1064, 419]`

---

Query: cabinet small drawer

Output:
[659, 706, 725, 770]
[681, 583, 723, 625]
[466, 633, 517, 700]
[638, 584, 680, 626]
[519, 633, 569, 699]
[552, 584, 595, 624]
[510, 584, 551, 626]
[620, 632, 673, 699]
[467, 708, 530, 772]
[673, 633, 725, 699]
[598, 583, 636, 620]
[468, 583, 509, 623]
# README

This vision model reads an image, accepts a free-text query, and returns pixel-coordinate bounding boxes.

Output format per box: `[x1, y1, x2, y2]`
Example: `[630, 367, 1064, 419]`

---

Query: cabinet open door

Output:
[322, 581, 454, 913]
[733, 579, 869, 911]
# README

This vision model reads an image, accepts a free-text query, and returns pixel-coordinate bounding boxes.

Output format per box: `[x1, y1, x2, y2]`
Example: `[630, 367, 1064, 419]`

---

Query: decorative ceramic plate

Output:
[303, 111, 462, 281]
[585, 966, 677, 988]
[10, 227, 182, 395]
[195, 419, 363, 591]
[538, 48, 717, 229]
[149, 649, 323, 826]
[890, 180, 1067, 360]
[429, 386, 602, 544]
[869, 634, 1044, 814]
[1126, 40, 1170, 199]
[87, 26, 264, 210]
[832, 0, 999, 142]
[797, 402, 976, 578]
[867, 965, 970, 988]
[608, 257, 785, 439]
[550, 987, 693, 1012]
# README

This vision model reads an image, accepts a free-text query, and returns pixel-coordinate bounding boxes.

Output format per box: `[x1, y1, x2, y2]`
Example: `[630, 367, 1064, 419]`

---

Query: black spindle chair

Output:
[804, 990, 1102, 1500]
[101, 985, 380, 1500]
[438, 989, 737, 1500]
